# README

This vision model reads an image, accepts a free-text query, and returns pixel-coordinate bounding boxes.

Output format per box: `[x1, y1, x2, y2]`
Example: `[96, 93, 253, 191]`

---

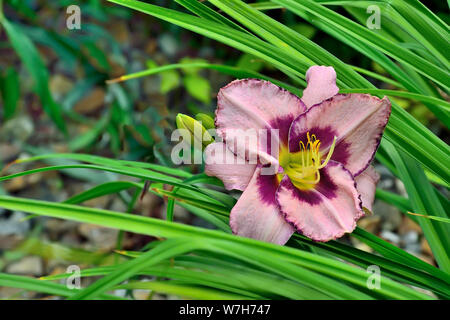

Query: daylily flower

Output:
[204, 66, 390, 243]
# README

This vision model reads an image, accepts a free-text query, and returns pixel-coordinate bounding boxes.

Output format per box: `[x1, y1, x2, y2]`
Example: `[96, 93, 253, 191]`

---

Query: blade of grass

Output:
[340, 88, 450, 127]
[0, 196, 433, 299]
[115, 280, 254, 300]
[64, 181, 141, 205]
[386, 142, 450, 273]
[107, 62, 300, 95]
[0, 67, 20, 120]
[67, 239, 199, 300]
[0, 273, 125, 300]
[12, 152, 193, 179]
[289, 234, 450, 297]
[0, 18, 66, 133]
[353, 227, 449, 281]
[273, 0, 449, 89]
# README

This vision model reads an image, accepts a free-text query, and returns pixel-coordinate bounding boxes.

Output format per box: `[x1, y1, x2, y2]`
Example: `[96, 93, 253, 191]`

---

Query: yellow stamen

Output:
[284, 132, 337, 190]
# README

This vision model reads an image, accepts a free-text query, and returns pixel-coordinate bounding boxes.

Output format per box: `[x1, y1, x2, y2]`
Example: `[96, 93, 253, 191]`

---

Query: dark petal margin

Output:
[276, 161, 363, 242]
[288, 93, 391, 177]
[215, 79, 306, 161]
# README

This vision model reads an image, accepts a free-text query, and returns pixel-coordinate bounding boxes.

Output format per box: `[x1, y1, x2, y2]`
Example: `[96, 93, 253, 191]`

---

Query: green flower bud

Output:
[195, 113, 215, 130]
[176, 113, 214, 150]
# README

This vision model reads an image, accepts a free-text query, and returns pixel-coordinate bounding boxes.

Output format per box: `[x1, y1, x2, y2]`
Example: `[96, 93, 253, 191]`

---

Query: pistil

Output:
[284, 132, 337, 190]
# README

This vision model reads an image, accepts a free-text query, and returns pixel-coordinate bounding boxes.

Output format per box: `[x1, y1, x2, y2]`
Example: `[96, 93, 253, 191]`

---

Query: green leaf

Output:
[195, 113, 215, 130]
[0, 67, 20, 120]
[291, 233, 450, 298]
[175, 0, 249, 34]
[160, 69, 181, 93]
[106, 0, 309, 82]
[340, 88, 450, 127]
[248, 2, 283, 11]
[0, 273, 124, 300]
[386, 141, 450, 273]
[115, 280, 252, 300]
[0, 19, 66, 133]
[68, 239, 198, 300]
[236, 53, 265, 72]
[179, 57, 209, 75]
[16, 238, 113, 265]
[82, 41, 111, 71]
[183, 75, 211, 104]
[273, 0, 449, 89]
[13, 152, 193, 178]
[405, 212, 450, 224]
[64, 181, 141, 205]
[291, 23, 316, 39]
[353, 227, 449, 283]
[0, 196, 433, 299]
[69, 113, 111, 151]
[41, 254, 323, 299]
[375, 189, 412, 213]
[107, 62, 300, 95]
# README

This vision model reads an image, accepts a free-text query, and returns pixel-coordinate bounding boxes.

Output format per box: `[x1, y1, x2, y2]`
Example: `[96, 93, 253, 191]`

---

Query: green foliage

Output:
[0, 67, 19, 120]
[1, 18, 67, 133]
[183, 75, 212, 104]
[0, 153, 448, 299]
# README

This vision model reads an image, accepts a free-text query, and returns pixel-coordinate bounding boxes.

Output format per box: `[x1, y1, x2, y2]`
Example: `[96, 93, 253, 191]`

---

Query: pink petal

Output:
[230, 166, 294, 245]
[276, 161, 363, 242]
[355, 165, 380, 212]
[289, 93, 391, 176]
[204, 142, 256, 191]
[216, 79, 306, 159]
[301, 66, 339, 109]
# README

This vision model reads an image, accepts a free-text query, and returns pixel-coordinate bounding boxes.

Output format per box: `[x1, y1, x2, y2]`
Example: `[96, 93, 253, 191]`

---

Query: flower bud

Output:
[175, 113, 214, 150]
[195, 113, 215, 130]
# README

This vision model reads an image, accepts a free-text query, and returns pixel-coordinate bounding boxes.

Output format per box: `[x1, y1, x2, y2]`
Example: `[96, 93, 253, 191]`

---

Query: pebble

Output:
[78, 224, 118, 251]
[0, 116, 34, 142]
[380, 230, 401, 244]
[395, 178, 408, 197]
[403, 231, 419, 245]
[6, 256, 43, 276]
[357, 215, 381, 233]
[0, 212, 31, 236]
[0, 144, 20, 162]
[404, 243, 422, 255]
[398, 217, 423, 235]
[73, 87, 106, 114]
[108, 21, 130, 44]
[378, 178, 394, 190]
[110, 198, 127, 213]
[373, 201, 402, 231]
[158, 33, 178, 57]
[49, 74, 74, 100]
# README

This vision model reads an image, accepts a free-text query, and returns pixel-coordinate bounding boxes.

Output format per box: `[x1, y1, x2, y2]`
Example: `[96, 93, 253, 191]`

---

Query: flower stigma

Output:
[279, 132, 337, 190]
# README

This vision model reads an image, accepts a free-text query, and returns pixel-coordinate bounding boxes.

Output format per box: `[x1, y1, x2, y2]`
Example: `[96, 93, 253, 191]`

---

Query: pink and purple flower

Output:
[205, 66, 391, 243]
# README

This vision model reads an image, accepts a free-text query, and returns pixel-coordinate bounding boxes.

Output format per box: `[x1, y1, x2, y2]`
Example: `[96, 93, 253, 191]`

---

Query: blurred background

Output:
[0, 0, 448, 299]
